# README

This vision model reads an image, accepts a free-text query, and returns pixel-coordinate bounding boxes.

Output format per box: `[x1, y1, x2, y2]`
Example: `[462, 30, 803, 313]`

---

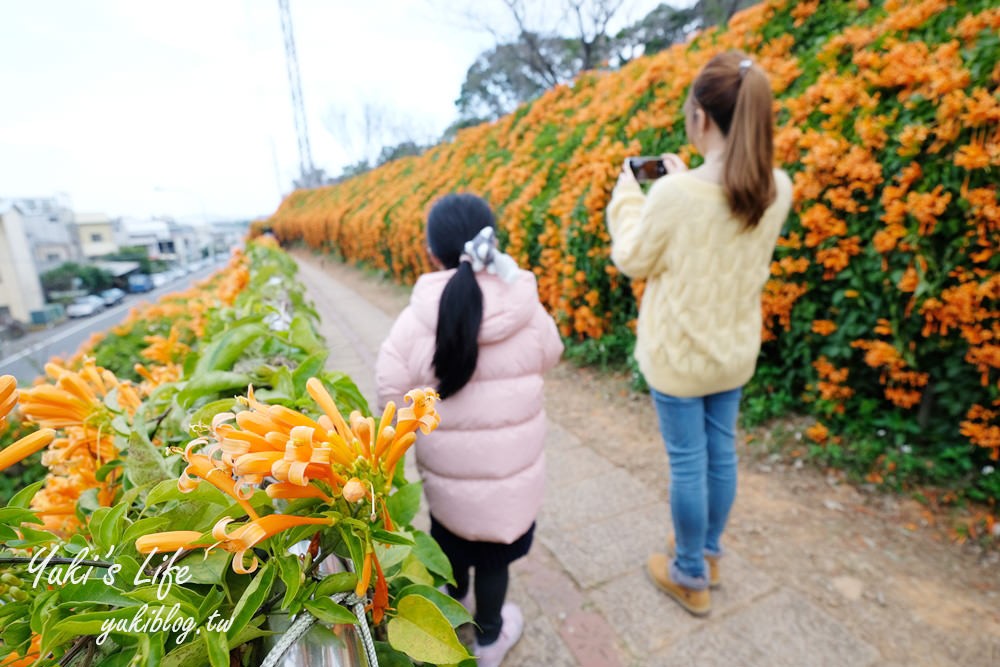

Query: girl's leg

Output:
[473, 562, 509, 645]
[430, 515, 471, 599]
[652, 389, 708, 584]
[704, 387, 742, 556]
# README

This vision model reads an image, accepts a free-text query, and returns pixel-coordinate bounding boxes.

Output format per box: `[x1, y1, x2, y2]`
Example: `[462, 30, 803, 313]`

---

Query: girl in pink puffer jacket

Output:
[376, 193, 562, 666]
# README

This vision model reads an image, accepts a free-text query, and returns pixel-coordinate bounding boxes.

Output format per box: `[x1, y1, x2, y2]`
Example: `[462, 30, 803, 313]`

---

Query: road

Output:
[0, 262, 226, 384]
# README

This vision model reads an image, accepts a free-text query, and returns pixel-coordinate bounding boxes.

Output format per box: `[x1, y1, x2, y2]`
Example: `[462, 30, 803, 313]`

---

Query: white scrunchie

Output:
[459, 227, 520, 284]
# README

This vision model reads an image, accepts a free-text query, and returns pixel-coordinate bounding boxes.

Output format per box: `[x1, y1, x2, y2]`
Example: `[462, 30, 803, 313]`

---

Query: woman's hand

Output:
[661, 153, 688, 174]
[617, 158, 639, 188]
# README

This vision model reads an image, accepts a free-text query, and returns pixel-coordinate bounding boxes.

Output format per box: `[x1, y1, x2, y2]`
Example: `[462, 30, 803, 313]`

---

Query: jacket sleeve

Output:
[606, 177, 672, 279]
[534, 304, 563, 373]
[375, 308, 417, 411]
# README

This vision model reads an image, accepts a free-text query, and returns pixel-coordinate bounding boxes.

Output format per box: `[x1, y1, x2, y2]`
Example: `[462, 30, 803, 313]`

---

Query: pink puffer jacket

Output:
[375, 268, 563, 544]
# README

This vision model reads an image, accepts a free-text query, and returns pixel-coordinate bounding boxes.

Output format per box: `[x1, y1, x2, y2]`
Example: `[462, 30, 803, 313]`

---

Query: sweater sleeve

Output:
[375, 308, 417, 411]
[606, 177, 674, 279]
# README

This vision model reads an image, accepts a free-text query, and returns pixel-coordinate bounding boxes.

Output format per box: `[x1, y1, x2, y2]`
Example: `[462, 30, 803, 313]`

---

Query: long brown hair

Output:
[691, 51, 775, 229]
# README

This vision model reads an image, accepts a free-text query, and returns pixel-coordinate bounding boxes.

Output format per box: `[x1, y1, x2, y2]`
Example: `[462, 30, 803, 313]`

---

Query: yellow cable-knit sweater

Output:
[607, 169, 793, 397]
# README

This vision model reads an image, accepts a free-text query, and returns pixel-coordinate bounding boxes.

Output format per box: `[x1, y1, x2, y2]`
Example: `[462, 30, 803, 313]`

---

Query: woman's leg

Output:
[652, 389, 708, 584]
[704, 387, 742, 556]
[473, 562, 509, 645]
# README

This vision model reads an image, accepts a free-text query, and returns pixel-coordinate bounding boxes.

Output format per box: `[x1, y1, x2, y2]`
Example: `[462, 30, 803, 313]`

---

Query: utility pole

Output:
[278, 0, 318, 188]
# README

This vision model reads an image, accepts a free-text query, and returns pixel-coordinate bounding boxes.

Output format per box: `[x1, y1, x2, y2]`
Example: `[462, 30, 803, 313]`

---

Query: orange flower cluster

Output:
[265, 0, 998, 489]
[16, 360, 141, 535]
[139, 381, 440, 578]
[960, 403, 1000, 461]
[813, 356, 854, 413]
[851, 340, 930, 409]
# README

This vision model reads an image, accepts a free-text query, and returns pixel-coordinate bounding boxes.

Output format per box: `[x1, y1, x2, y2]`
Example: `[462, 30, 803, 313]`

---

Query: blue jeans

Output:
[651, 387, 742, 588]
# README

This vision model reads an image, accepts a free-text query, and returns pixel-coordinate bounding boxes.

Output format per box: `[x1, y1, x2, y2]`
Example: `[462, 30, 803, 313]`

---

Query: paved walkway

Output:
[294, 255, 882, 667]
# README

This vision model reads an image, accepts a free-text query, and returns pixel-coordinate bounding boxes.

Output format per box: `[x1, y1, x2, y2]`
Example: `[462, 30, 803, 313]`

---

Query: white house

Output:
[0, 203, 47, 323]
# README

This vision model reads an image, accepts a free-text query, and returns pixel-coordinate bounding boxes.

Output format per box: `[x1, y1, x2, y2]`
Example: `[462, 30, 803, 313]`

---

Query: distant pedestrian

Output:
[376, 193, 563, 665]
[607, 51, 792, 616]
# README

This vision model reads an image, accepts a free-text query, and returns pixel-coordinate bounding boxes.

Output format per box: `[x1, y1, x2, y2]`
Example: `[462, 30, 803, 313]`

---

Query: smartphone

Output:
[628, 156, 667, 183]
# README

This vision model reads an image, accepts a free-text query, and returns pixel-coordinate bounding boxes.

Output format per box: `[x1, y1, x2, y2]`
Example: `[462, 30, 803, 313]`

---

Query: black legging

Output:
[448, 560, 509, 645]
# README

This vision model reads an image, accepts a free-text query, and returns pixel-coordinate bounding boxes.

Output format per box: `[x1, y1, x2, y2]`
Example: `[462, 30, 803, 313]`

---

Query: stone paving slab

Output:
[540, 467, 660, 533]
[589, 553, 777, 656]
[540, 503, 667, 589]
[546, 444, 617, 489]
[651, 588, 880, 667]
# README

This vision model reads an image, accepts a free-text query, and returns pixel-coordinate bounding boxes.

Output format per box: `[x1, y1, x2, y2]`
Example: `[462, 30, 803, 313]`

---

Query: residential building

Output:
[5, 196, 81, 273]
[0, 203, 46, 323]
[75, 212, 122, 258]
[121, 217, 201, 268]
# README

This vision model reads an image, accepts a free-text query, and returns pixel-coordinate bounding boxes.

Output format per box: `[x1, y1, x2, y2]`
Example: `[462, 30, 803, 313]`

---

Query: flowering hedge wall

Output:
[0, 243, 469, 665]
[267, 0, 999, 515]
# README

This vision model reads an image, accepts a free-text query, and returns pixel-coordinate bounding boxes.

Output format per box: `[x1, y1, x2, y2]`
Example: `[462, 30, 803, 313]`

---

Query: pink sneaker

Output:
[473, 603, 524, 667]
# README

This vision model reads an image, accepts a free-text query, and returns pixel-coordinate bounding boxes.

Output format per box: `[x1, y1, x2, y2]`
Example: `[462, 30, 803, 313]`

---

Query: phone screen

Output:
[628, 157, 667, 182]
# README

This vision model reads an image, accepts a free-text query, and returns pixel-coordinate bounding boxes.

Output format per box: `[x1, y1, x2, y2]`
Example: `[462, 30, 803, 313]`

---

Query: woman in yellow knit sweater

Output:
[607, 51, 793, 616]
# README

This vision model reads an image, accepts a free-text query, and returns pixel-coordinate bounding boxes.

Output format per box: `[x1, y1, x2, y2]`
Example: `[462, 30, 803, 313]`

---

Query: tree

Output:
[41, 262, 114, 296]
[324, 99, 433, 179]
[452, 0, 759, 124]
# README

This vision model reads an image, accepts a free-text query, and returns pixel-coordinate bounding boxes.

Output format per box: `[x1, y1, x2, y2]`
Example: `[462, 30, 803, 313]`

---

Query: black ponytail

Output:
[426, 194, 495, 399]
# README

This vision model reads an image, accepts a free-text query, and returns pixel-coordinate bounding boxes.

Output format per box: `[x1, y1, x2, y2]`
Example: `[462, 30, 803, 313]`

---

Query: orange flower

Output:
[0, 428, 56, 472]
[806, 423, 829, 444]
[135, 531, 209, 554]
[812, 320, 838, 336]
[0, 375, 16, 431]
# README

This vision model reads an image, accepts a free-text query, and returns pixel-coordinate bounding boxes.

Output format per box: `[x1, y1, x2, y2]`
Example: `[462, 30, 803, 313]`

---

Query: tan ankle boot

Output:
[667, 536, 721, 588]
[646, 553, 711, 617]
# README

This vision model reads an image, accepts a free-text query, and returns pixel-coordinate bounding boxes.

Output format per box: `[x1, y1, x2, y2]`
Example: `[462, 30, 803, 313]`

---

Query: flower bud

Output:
[342, 477, 367, 503]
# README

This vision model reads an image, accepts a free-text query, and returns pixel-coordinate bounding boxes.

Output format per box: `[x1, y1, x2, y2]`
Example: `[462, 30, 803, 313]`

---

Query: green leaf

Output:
[387, 594, 470, 664]
[7, 481, 44, 509]
[162, 617, 270, 667]
[122, 516, 172, 547]
[177, 371, 254, 409]
[227, 560, 276, 641]
[95, 501, 129, 552]
[304, 597, 359, 625]
[276, 554, 304, 610]
[7, 524, 59, 549]
[203, 625, 230, 667]
[413, 531, 454, 583]
[187, 398, 241, 435]
[292, 352, 328, 394]
[396, 584, 473, 628]
[289, 315, 323, 353]
[0, 508, 42, 526]
[145, 479, 228, 507]
[372, 529, 415, 547]
[194, 323, 268, 375]
[386, 482, 422, 527]
[399, 554, 434, 587]
[125, 429, 172, 487]
[314, 572, 358, 598]
[184, 549, 232, 585]
[374, 640, 416, 667]
[95, 459, 123, 482]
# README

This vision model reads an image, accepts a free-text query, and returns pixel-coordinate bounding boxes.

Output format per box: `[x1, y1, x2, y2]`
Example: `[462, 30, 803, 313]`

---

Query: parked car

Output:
[100, 288, 126, 307]
[127, 274, 154, 293]
[66, 295, 106, 318]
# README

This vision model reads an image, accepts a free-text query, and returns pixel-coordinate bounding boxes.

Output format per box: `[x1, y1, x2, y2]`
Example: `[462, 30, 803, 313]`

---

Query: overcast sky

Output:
[0, 1, 679, 222]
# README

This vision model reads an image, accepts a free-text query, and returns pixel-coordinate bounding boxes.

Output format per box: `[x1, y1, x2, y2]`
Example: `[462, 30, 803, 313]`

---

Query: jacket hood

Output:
[410, 268, 540, 344]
